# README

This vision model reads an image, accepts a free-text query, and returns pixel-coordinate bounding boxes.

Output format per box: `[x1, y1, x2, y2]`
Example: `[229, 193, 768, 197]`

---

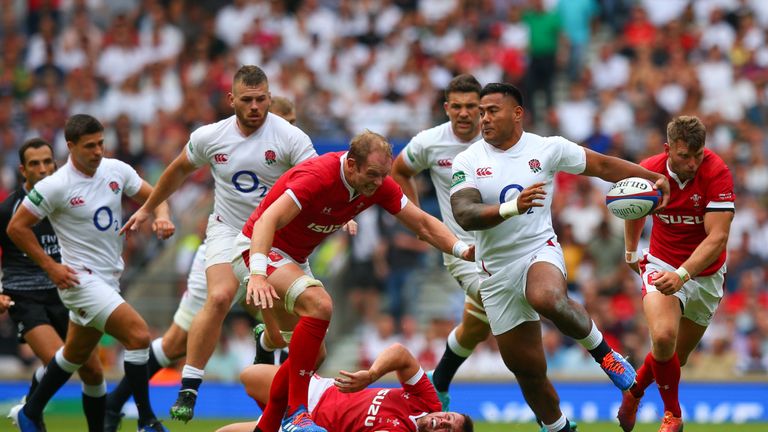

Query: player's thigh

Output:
[240, 364, 279, 403]
[495, 320, 547, 377]
[205, 262, 239, 304]
[58, 271, 125, 332]
[525, 262, 568, 313]
[23, 324, 64, 364]
[104, 302, 150, 349]
[676, 317, 708, 366]
[642, 291, 682, 346]
[62, 320, 104, 364]
[479, 261, 538, 336]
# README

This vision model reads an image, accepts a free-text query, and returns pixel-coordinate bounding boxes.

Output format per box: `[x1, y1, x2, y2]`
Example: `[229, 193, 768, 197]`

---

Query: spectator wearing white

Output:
[58, 7, 103, 72]
[25, 14, 60, 72]
[303, 0, 339, 44]
[499, 6, 530, 51]
[214, 0, 264, 48]
[555, 83, 597, 144]
[640, 0, 689, 26]
[419, 0, 459, 24]
[598, 89, 634, 137]
[96, 16, 148, 86]
[138, 2, 184, 64]
[699, 8, 737, 53]
[590, 42, 630, 91]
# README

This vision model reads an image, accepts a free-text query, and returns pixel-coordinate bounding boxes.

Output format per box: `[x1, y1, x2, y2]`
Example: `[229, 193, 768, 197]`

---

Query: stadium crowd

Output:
[0, 0, 767, 383]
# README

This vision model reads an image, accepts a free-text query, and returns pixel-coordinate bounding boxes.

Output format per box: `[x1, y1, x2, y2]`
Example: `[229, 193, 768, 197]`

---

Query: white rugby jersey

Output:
[186, 113, 317, 229]
[401, 122, 479, 261]
[23, 158, 143, 278]
[450, 132, 586, 275]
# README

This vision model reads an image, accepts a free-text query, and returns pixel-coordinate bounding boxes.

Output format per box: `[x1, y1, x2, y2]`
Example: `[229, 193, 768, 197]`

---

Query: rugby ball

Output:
[606, 177, 662, 220]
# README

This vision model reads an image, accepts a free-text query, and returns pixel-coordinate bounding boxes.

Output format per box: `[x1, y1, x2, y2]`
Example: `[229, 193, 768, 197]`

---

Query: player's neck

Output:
[71, 159, 97, 177]
[496, 130, 524, 151]
[236, 117, 264, 137]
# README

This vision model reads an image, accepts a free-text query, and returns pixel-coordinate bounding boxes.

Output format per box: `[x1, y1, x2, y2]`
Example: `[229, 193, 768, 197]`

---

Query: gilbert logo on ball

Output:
[606, 177, 662, 220]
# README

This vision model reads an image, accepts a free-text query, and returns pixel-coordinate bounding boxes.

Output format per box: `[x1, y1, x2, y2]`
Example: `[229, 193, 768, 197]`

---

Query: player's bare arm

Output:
[121, 150, 197, 234]
[450, 184, 545, 231]
[395, 202, 474, 261]
[391, 154, 421, 206]
[127, 180, 176, 240]
[623, 216, 646, 273]
[7, 206, 79, 289]
[581, 148, 670, 211]
[653, 211, 734, 295]
[246, 192, 301, 309]
[335, 343, 419, 393]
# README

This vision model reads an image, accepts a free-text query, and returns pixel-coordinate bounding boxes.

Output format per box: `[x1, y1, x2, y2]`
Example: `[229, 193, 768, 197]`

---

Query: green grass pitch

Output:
[27, 416, 768, 431]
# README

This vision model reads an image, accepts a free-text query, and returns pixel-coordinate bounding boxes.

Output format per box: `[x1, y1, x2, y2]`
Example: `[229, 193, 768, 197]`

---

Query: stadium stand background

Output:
[0, 0, 766, 392]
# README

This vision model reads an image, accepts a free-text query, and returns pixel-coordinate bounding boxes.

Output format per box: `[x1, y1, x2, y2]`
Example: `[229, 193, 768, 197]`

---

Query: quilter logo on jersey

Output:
[476, 167, 493, 177]
[69, 196, 85, 207]
[657, 214, 704, 225]
[364, 388, 391, 427]
[437, 159, 452, 168]
[213, 153, 229, 164]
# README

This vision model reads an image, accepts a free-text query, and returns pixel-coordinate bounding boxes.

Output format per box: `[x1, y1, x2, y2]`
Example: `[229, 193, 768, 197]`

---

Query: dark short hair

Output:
[667, 115, 706, 152]
[233, 65, 268, 88]
[460, 414, 474, 432]
[19, 138, 53, 165]
[445, 74, 481, 100]
[64, 114, 104, 143]
[348, 130, 392, 164]
[480, 83, 524, 107]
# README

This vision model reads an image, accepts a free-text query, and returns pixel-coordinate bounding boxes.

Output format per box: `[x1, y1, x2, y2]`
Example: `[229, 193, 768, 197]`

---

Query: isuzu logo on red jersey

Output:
[213, 153, 229, 164]
[69, 196, 85, 207]
[476, 167, 493, 177]
[437, 159, 452, 167]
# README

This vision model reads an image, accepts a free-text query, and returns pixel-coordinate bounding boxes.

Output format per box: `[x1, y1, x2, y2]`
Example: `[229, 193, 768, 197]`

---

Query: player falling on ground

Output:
[217, 343, 473, 432]
[103, 95, 307, 430]
[233, 130, 474, 432]
[391, 74, 488, 410]
[449, 83, 670, 432]
[618, 116, 735, 432]
[0, 139, 105, 431]
[121, 66, 318, 423]
[7, 114, 175, 432]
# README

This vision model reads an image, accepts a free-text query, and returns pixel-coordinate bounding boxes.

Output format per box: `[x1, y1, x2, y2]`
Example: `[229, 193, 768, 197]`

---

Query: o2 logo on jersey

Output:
[499, 184, 534, 215]
[93, 206, 118, 232]
[232, 170, 268, 197]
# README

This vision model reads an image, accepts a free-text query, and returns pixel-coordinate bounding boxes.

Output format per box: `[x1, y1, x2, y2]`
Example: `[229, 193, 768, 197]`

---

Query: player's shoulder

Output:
[98, 157, 135, 175]
[413, 122, 452, 144]
[189, 115, 235, 144]
[639, 152, 667, 172]
[291, 152, 340, 181]
[265, 113, 311, 141]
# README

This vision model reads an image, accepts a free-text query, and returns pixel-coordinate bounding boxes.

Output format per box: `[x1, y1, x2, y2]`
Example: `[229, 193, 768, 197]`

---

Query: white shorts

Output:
[307, 375, 335, 414]
[446, 255, 482, 305]
[479, 242, 566, 336]
[173, 243, 208, 331]
[641, 252, 725, 327]
[205, 214, 241, 267]
[58, 269, 125, 332]
[232, 233, 314, 308]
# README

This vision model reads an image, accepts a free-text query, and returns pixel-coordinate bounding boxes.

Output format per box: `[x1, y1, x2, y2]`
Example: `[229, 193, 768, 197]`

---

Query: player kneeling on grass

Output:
[217, 343, 473, 432]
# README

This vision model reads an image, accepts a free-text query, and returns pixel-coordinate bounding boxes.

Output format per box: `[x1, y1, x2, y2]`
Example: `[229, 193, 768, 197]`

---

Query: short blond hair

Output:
[667, 116, 706, 151]
[348, 130, 392, 163]
[269, 96, 295, 116]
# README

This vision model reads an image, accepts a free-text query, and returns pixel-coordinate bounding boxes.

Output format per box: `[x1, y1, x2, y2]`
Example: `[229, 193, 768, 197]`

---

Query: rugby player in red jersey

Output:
[231, 130, 474, 432]
[620, 116, 735, 432]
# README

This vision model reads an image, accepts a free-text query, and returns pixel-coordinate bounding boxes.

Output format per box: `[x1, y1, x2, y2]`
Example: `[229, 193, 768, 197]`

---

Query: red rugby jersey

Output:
[641, 148, 735, 276]
[242, 151, 406, 263]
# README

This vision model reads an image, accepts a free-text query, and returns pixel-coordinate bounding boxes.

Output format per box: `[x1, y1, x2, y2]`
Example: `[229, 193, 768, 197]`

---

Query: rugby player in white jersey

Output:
[391, 74, 487, 410]
[121, 65, 318, 422]
[7, 114, 175, 432]
[103, 95, 305, 430]
[449, 83, 670, 432]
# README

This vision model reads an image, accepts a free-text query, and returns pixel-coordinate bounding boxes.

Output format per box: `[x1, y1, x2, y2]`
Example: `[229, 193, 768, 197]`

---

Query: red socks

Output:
[257, 359, 290, 432]
[287, 317, 330, 413]
[630, 352, 656, 398]
[650, 352, 681, 417]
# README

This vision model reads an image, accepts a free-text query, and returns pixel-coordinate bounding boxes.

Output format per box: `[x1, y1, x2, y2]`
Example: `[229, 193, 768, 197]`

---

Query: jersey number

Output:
[499, 184, 534, 214]
[232, 170, 268, 197]
[93, 206, 119, 232]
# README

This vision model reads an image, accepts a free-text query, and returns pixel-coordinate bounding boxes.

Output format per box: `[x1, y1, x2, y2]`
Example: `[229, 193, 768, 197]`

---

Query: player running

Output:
[449, 83, 669, 432]
[618, 116, 735, 432]
[233, 130, 474, 432]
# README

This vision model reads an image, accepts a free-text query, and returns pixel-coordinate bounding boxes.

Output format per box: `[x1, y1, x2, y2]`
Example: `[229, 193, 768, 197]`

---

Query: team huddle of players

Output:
[0, 65, 734, 432]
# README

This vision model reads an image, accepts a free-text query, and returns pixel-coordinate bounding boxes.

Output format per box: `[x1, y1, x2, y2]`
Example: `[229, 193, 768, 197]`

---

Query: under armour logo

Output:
[660, 384, 670, 390]
[299, 369, 314, 376]
[322, 207, 332, 215]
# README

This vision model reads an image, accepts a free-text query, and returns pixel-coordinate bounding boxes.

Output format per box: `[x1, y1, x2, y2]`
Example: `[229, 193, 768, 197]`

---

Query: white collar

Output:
[339, 152, 359, 201]
[666, 160, 690, 189]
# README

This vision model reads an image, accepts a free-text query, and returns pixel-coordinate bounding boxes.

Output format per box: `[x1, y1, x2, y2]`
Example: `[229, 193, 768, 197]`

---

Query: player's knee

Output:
[296, 286, 333, 320]
[206, 288, 235, 312]
[651, 330, 677, 355]
[78, 362, 104, 385]
[122, 327, 152, 350]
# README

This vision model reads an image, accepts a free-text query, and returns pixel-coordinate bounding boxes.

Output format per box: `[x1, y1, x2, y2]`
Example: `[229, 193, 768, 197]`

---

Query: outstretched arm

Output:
[394, 202, 474, 261]
[582, 148, 670, 211]
[391, 154, 421, 206]
[451, 183, 547, 231]
[334, 343, 420, 393]
[126, 180, 176, 239]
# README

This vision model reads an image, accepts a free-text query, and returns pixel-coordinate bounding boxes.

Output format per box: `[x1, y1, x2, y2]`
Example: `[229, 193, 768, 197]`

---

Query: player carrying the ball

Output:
[449, 83, 670, 432]
[618, 116, 735, 432]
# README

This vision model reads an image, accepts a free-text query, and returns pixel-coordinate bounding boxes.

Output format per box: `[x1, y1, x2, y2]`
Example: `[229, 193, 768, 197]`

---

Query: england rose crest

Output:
[109, 181, 121, 194]
[528, 159, 542, 173]
[265, 150, 276, 165]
